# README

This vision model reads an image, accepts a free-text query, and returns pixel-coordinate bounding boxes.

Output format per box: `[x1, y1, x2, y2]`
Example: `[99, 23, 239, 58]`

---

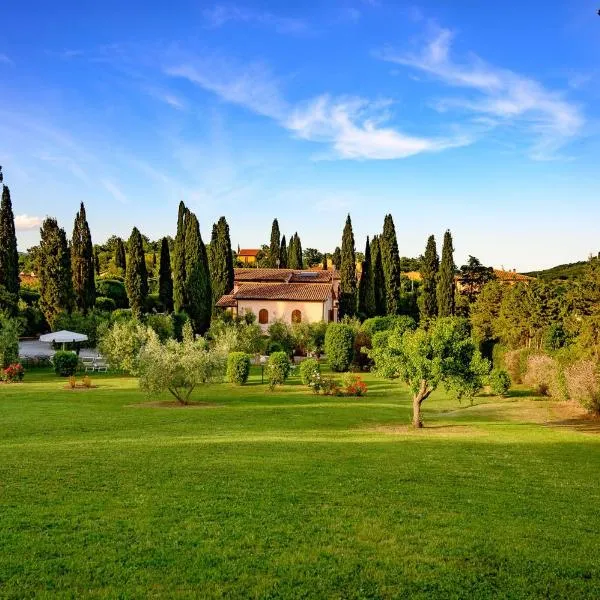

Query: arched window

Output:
[258, 309, 269, 324]
[291, 309, 302, 324]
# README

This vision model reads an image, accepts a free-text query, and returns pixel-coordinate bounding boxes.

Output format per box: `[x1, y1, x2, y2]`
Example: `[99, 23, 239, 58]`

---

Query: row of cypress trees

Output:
[267, 219, 303, 269]
[338, 212, 456, 320]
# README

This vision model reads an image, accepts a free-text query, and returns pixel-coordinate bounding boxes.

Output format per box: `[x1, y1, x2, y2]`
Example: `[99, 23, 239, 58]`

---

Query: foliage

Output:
[268, 218, 281, 267]
[321, 376, 342, 396]
[303, 248, 323, 268]
[543, 323, 568, 352]
[299, 357, 320, 385]
[437, 230, 455, 317]
[208, 217, 234, 310]
[341, 373, 368, 396]
[458, 256, 495, 304]
[171, 311, 190, 341]
[470, 280, 505, 344]
[227, 352, 251, 385]
[3, 362, 24, 383]
[369, 317, 490, 427]
[279, 235, 288, 268]
[173, 201, 187, 313]
[291, 321, 327, 357]
[114, 237, 127, 272]
[266, 351, 290, 389]
[324, 323, 355, 372]
[360, 315, 416, 339]
[209, 317, 264, 356]
[98, 319, 153, 375]
[287, 233, 303, 269]
[0, 314, 21, 367]
[158, 237, 174, 312]
[139, 333, 226, 403]
[54, 309, 109, 347]
[420, 234, 439, 320]
[332, 246, 341, 270]
[564, 359, 600, 414]
[352, 331, 372, 371]
[38, 218, 74, 327]
[339, 214, 357, 318]
[501, 348, 530, 384]
[523, 354, 558, 396]
[267, 320, 295, 356]
[53, 351, 79, 377]
[125, 227, 149, 317]
[96, 279, 128, 309]
[488, 368, 511, 397]
[0, 183, 20, 310]
[146, 313, 174, 342]
[381, 214, 401, 315]
[357, 236, 375, 318]
[95, 296, 116, 312]
[370, 236, 386, 316]
[71, 203, 96, 313]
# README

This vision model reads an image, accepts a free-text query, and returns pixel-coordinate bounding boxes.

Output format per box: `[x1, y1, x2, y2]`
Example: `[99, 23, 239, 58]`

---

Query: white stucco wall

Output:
[237, 298, 333, 330]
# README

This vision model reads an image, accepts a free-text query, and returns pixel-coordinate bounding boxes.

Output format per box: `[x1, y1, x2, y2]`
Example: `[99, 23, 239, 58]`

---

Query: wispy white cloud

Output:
[377, 26, 584, 159]
[202, 4, 310, 35]
[0, 54, 14, 66]
[15, 215, 42, 231]
[143, 86, 187, 110]
[166, 56, 469, 160]
[102, 179, 128, 204]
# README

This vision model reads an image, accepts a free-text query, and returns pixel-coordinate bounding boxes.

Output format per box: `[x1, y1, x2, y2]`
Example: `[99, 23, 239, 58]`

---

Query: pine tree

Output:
[114, 238, 126, 271]
[420, 234, 439, 320]
[332, 246, 342, 271]
[381, 214, 401, 315]
[0, 177, 20, 312]
[71, 202, 96, 313]
[208, 216, 234, 309]
[173, 201, 187, 312]
[125, 227, 148, 317]
[38, 218, 73, 327]
[184, 212, 212, 334]
[279, 235, 288, 268]
[437, 229, 456, 317]
[269, 218, 281, 267]
[158, 237, 174, 312]
[358, 236, 375, 318]
[371, 236, 386, 316]
[339, 215, 357, 318]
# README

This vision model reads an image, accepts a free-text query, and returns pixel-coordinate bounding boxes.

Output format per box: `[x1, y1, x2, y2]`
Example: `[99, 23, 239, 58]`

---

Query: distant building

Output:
[491, 269, 534, 286]
[237, 249, 261, 266]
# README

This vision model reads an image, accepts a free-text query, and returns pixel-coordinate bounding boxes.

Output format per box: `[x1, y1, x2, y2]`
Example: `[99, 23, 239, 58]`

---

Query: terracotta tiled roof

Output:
[405, 271, 423, 282]
[215, 294, 236, 308]
[234, 268, 334, 283]
[237, 249, 261, 257]
[493, 269, 534, 282]
[233, 282, 332, 302]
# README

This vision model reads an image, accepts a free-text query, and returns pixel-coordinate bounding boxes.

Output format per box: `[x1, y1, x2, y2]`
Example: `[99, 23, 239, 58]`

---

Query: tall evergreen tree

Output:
[381, 214, 402, 315]
[173, 201, 188, 312]
[184, 212, 212, 334]
[208, 216, 234, 309]
[94, 248, 101, 277]
[357, 236, 376, 318]
[279, 235, 288, 269]
[420, 234, 439, 320]
[437, 229, 456, 317]
[38, 218, 73, 326]
[371, 236, 386, 316]
[71, 202, 96, 313]
[339, 215, 357, 318]
[0, 174, 20, 311]
[322, 253, 328, 270]
[269, 218, 281, 267]
[158, 237, 174, 312]
[294, 233, 303, 269]
[125, 227, 148, 317]
[332, 246, 342, 270]
[287, 233, 303, 269]
[114, 238, 126, 271]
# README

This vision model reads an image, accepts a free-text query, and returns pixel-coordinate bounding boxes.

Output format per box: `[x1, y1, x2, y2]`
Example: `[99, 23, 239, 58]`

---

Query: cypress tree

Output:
[94, 248, 101, 277]
[288, 233, 303, 269]
[322, 253, 328, 270]
[332, 246, 341, 270]
[294, 233, 303, 269]
[339, 215, 357, 318]
[71, 202, 96, 313]
[114, 238, 126, 271]
[0, 178, 20, 311]
[158, 237, 174, 312]
[357, 236, 376, 318]
[371, 236, 386, 316]
[184, 212, 212, 334]
[173, 201, 187, 312]
[152, 252, 157, 269]
[125, 227, 148, 317]
[381, 214, 401, 315]
[437, 229, 456, 317]
[208, 216, 234, 308]
[38, 218, 73, 327]
[279, 235, 288, 269]
[421, 234, 439, 320]
[269, 218, 281, 267]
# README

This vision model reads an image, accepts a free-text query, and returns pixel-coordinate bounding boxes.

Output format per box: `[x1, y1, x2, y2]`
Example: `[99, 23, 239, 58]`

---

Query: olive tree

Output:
[369, 317, 490, 428]
[98, 319, 153, 375]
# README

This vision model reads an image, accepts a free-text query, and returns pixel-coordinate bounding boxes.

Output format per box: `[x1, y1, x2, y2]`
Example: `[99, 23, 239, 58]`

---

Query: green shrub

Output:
[171, 311, 189, 341]
[95, 296, 116, 312]
[53, 351, 79, 376]
[267, 320, 294, 356]
[145, 293, 162, 313]
[19, 288, 40, 306]
[489, 368, 511, 396]
[0, 315, 22, 367]
[565, 359, 600, 414]
[267, 341, 283, 355]
[227, 352, 251, 385]
[146, 314, 174, 342]
[352, 331, 373, 371]
[266, 351, 290, 389]
[299, 357, 320, 385]
[96, 279, 128, 308]
[54, 310, 109, 347]
[324, 323, 355, 372]
[360, 315, 416, 339]
[112, 308, 133, 322]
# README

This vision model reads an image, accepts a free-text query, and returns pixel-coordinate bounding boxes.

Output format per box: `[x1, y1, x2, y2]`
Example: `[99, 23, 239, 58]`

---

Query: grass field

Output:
[1, 367, 600, 599]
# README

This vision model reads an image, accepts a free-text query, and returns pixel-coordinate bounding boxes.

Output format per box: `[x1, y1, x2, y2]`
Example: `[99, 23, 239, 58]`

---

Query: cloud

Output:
[144, 86, 187, 110]
[0, 54, 14, 66]
[202, 4, 310, 35]
[102, 179, 128, 204]
[167, 57, 469, 160]
[15, 215, 42, 231]
[377, 26, 584, 159]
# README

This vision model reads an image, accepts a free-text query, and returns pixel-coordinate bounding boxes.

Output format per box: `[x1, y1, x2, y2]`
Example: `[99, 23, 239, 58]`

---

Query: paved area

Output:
[19, 340, 99, 359]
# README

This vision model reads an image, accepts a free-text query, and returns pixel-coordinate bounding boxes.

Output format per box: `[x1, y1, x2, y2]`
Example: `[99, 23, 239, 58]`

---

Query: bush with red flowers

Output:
[3, 363, 24, 383]
[342, 373, 367, 397]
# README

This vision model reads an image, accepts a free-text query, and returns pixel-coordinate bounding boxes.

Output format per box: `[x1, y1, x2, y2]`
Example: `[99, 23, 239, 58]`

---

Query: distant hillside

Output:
[525, 261, 589, 281]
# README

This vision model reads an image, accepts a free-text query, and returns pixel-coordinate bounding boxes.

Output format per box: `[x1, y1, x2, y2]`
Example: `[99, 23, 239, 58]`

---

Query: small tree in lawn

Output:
[369, 317, 490, 428]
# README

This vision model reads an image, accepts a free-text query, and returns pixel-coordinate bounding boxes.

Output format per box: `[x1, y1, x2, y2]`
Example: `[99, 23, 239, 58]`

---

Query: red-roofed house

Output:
[237, 249, 261, 265]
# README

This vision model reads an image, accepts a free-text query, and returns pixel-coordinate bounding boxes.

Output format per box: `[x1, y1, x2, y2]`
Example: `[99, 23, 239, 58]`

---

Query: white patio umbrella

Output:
[39, 330, 88, 350]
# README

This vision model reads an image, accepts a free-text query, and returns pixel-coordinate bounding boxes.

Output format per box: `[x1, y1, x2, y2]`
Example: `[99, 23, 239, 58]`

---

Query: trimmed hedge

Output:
[324, 323, 355, 372]
[267, 352, 290, 389]
[96, 279, 128, 308]
[489, 368, 511, 396]
[299, 358, 320, 385]
[95, 296, 116, 312]
[53, 351, 79, 377]
[227, 352, 251, 385]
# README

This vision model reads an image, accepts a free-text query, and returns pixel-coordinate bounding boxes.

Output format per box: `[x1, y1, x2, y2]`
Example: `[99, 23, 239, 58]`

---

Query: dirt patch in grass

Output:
[126, 400, 220, 409]
[370, 424, 488, 437]
[547, 401, 600, 434]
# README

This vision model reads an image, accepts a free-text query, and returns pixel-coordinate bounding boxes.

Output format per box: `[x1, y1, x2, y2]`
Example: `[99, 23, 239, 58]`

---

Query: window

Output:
[291, 309, 302, 324]
[258, 309, 269, 324]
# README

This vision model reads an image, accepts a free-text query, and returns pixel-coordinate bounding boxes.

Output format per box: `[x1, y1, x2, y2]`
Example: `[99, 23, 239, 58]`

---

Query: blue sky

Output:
[1, 0, 599, 270]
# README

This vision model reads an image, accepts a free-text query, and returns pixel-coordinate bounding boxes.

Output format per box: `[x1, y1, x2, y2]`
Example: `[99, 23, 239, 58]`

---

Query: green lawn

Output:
[1, 367, 599, 599]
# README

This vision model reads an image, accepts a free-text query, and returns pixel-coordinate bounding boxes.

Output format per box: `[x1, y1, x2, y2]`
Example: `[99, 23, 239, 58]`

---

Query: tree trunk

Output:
[412, 380, 430, 428]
